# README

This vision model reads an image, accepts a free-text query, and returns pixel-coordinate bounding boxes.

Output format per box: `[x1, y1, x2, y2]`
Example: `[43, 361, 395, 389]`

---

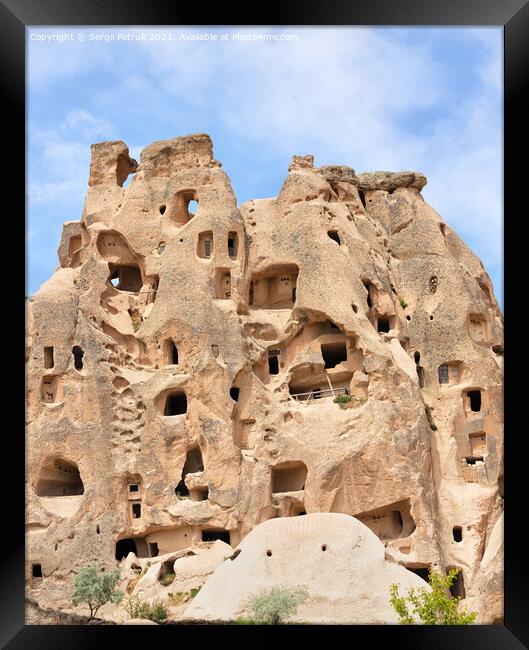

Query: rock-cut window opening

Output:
[164, 391, 187, 416]
[32, 563, 42, 579]
[228, 232, 238, 259]
[201, 529, 230, 544]
[131, 503, 141, 519]
[36, 458, 84, 497]
[108, 263, 143, 292]
[164, 339, 179, 365]
[453, 526, 463, 542]
[44, 346, 54, 369]
[466, 390, 482, 412]
[248, 265, 299, 309]
[407, 566, 430, 582]
[268, 349, 280, 375]
[175, 446, 204, 497]
[271, 461, 308, 493]
[115, 538, 137, 561]
[114, 535, 153, 560]
[149, 542, 159, 557]
[72, 346, 84, 370]
[171, 190, 199, 226]
[321, 342, 347, 369]
[438, 364, 449, 384]
[41, 375, 60, 403]
[378, 318, 390, 333]
[197, 231, 213, 259]
[448, 567, 466, 599]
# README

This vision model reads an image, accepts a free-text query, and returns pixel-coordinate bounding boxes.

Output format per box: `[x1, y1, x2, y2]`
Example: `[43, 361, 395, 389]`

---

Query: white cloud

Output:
[27, 27, 502, 302]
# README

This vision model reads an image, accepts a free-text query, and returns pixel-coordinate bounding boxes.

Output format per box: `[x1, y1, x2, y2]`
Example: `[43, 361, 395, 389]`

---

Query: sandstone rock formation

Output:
[25, 133, 503, 623]
[185, 513, 434, 623]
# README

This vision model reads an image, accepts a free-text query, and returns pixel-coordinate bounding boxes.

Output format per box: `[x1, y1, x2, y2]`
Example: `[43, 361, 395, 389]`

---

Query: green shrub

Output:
[333, 394, 352, 404]
[125, 595, 169, 622]
[248, 586, 309, 625]
[190, 586, 201, 598]
[389, 568, 477, 625]
[71, 564, 123, 620]
[399, 298, 408, 309]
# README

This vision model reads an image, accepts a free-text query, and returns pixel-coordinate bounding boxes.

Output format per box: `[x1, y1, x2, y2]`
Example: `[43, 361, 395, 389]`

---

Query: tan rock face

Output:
[25, 133, 503, 623]
[185, 513, 432, 623]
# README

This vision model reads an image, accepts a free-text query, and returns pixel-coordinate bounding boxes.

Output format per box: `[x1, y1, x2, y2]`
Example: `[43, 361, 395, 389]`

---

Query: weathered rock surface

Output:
[25, 133, 503, 623]
[185, 513, 431, 623]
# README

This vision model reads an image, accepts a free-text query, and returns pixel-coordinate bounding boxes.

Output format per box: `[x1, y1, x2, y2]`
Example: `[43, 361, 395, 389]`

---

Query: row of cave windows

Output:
[30, 549, 467, 600]
[30, 557, 466, 600]
[43, 346, 83, 371]
[41, 335, 349, 406]
[42, 455, 493, 527]
[100, 261, 492, 354]
[31, 455, 478, 601]
[114, 528, 232, 563]
[34, 454, 307, 500]
[103, 268, 491, 353]
[102, 265, 491, 348]
[158, 381, 483, 421]
[414, 353, 483, 409]
[41, 344, 484, 418]
[41, 318, 349, 405]
[197, 232, 239, 260]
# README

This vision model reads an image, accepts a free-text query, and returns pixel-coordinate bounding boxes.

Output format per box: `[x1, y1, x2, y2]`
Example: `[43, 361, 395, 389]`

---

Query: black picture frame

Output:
[3, 0, 526, 646]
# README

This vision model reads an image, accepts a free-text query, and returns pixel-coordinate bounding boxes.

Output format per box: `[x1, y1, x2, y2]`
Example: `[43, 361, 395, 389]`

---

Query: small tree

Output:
[249, 586, 309, 625]
[71, 564, 124, 620]
[389, 568, 477, 625]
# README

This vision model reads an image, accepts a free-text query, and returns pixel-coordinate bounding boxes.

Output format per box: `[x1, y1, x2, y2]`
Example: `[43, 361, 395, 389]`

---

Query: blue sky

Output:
[27, 26, 503, 305]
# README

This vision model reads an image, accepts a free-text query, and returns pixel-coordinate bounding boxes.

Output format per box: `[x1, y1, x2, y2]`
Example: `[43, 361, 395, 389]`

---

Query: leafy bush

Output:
[125, 595, 169, 622]
[333, 394, 352, 404]
[389, 568, 477, 625]
[71, 564, 124, 620]
[248, 586, 309, 625]
[399, 298, 408, 309]
[190, 586, 201, 598]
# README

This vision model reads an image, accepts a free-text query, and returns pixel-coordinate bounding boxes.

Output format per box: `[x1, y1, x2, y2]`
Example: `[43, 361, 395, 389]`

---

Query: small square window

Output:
[438, 364, 449, 384]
